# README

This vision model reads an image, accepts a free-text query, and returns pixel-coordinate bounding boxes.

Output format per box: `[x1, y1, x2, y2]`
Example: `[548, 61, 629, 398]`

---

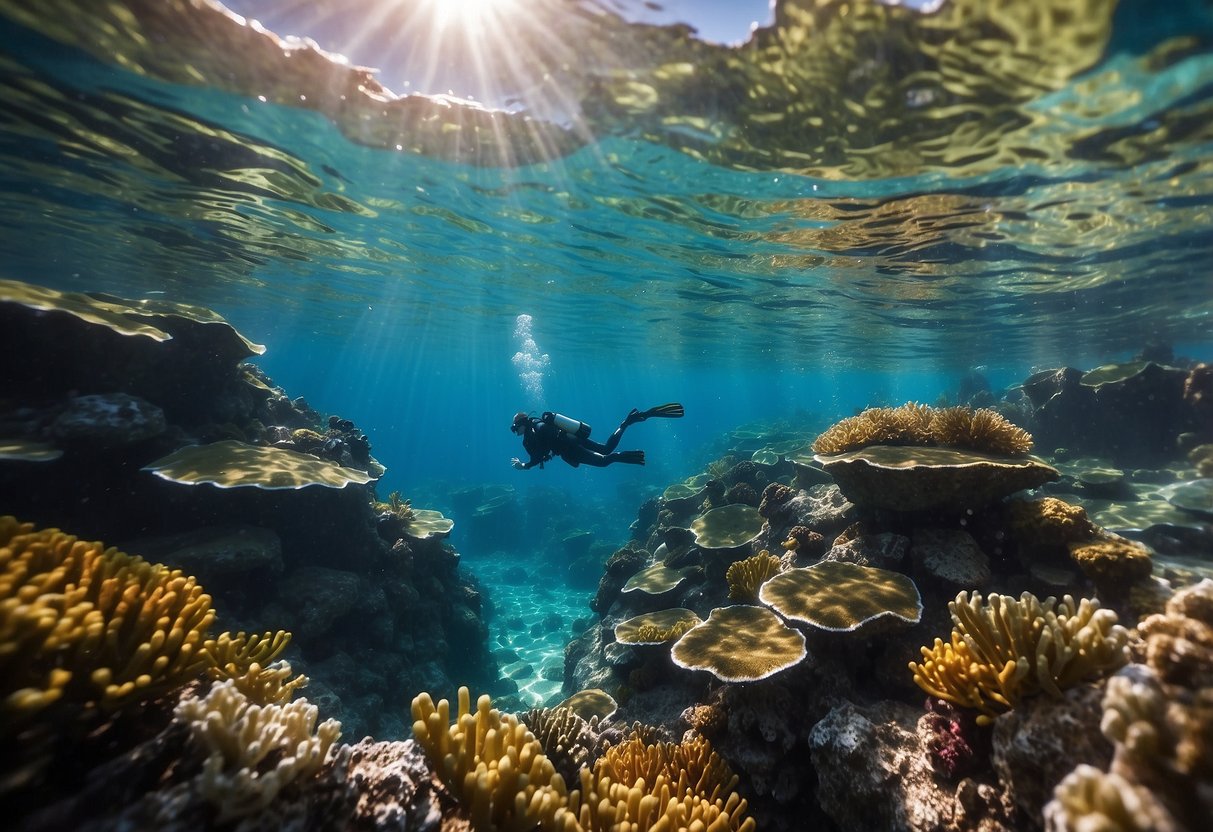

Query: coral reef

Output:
[758, 482, 795, 519]
[726, 550, 783, 602]
[175, 678, 341, 821]
[909, 591, 1130, 724]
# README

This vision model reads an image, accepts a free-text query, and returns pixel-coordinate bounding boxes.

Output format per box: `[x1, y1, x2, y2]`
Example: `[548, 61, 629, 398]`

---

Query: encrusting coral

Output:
[909, 591, 1130, 725]
[726, 550, 783, 602]
[1067, 538, 1153, 596]
[176, 678, 341, 822]
[812, 402, 1033, 456]
[1, 515, 216, 730]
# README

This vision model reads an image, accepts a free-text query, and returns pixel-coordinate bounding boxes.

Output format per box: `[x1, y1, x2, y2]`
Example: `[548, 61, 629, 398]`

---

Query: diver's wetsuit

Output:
[517, 414, 637, 468]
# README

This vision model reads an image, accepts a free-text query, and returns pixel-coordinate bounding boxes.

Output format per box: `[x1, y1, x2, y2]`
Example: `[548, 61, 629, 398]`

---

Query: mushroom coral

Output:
[909, 591, 1129, 725]
[811, 402, 1033, 456]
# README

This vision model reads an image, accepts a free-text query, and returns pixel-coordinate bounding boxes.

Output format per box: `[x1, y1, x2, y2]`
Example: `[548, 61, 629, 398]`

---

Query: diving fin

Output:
[618, 450, 646, 465]
[641, 402, 684, 420]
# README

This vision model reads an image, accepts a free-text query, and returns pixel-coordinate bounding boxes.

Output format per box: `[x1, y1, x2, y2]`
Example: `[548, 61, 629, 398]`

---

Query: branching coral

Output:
[411, 688, 755, 832]
[812, 402, 1032, 456]
[521, 706, 601, 787]
[909, 591, 1129, 724]
[1044, 765, 1176, 832]
[176, 679, 340, 822]
[410, 687, 570, 831]
[1, 516, 216, 730]
[726, 550, 783, 602]
[569, 735, 755, 832]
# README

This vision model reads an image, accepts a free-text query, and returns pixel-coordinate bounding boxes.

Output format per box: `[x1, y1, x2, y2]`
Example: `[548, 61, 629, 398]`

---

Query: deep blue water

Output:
[2, 0, 1212, 550]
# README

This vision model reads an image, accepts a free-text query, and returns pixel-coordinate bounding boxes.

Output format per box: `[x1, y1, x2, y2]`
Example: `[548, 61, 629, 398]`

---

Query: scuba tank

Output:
[543, 411, 592, 440]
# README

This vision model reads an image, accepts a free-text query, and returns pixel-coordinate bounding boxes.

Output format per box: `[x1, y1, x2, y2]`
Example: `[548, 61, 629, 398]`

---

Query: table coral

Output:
[759, 560, 921, 632]
[176, 678, 341, 822]
[615, 608, 702, 645]
[726, 550, 783, 602]
[1, 515, 216, 731]
[909, 591, 1129, 724]
[671, 605, 807, 683]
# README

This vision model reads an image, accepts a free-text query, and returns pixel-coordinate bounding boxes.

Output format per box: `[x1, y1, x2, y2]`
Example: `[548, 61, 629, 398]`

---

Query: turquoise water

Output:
[1, 0, 1211, 525]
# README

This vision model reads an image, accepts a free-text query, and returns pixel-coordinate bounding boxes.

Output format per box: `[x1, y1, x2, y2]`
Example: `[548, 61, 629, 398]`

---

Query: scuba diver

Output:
[511, 403, 684, 470]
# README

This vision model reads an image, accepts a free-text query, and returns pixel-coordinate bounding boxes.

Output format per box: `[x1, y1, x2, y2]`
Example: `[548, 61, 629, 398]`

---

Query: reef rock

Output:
[51, 392, 166, 446]
[809, 699, 1013, 832]
[278, 566, 361, 639]
[123, 524, 283, 581]
[910, 528, 992, 591]
[990, 684, 1112, 823]
[822, 532, 910, 570]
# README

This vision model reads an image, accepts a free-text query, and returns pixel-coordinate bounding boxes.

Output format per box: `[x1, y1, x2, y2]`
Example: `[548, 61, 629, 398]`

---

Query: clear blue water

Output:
[1, 0, 1212, 545]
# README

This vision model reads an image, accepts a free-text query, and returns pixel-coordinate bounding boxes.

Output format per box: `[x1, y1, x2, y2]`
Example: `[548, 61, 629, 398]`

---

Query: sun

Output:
[421, 0, 521, 31]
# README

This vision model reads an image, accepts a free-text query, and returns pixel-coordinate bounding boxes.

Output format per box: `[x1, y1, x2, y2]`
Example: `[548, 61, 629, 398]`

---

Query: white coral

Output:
[176, 679, 341, 821]
[1044, 764, 1177, 832]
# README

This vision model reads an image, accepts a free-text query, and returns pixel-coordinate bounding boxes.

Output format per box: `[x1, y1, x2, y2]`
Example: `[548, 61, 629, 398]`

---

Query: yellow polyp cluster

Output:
[909, 591, 1129, 725]
[812, 402, 1033, 456]
[203, 630, 305, 704]
[726, 550, 783, 602]
[1, 516, 216, 731]
[410, 688, 755, 832]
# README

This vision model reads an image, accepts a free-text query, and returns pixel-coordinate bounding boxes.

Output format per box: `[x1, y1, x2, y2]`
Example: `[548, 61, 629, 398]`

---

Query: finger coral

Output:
[565, 734, 755, 832]
[1044, 765, 1177, 832]
[1, 516, 216, 731]
[726, 550, 783, 602]
[909, 591, 1129, 724]
[811, 402, 1032, 456]
[176, 678, 340, 822]
[521, 705, 600, 788]
[410, 687, 571, 831]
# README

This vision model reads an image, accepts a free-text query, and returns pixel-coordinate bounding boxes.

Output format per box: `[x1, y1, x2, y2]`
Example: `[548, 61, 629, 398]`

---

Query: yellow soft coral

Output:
[204, 630, 305, 704]
[909, 591, 1129, 724]
[1, 516, 216, 730]
[812, 403, 1032, 456]
[726, 550, 783, 602]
